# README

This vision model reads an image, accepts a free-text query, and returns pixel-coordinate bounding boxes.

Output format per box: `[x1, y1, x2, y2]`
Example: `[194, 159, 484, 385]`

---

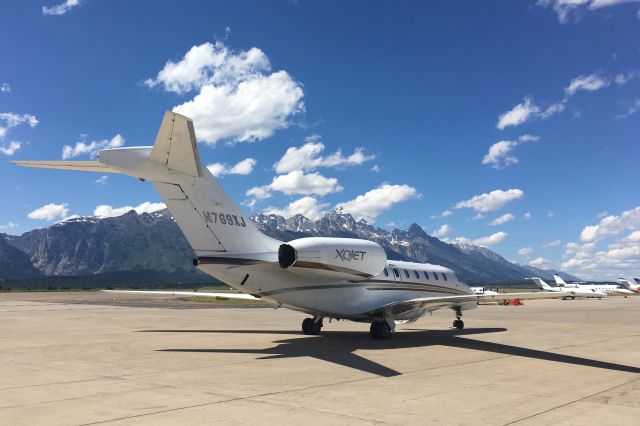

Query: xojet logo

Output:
[335, 249, 367, 261]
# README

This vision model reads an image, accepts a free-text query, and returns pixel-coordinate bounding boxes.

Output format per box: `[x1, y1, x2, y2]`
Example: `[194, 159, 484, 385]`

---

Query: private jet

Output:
[619, 278, 640, 294]
[554, 274, 633, 297]
[530, 277, 606, 299]
[15, 112, 568, 339]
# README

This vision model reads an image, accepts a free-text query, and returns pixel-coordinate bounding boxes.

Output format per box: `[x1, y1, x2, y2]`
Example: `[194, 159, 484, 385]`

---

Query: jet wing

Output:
[369, 291, 567, 317]
[12, 160, 121, 173]
[102, 290, 259, 300]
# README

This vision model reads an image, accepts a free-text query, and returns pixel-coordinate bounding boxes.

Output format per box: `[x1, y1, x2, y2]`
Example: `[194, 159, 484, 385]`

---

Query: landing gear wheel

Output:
[453, 319, 464, 330]
[302, 317, 322, 335]
[370, 321, 391, 340]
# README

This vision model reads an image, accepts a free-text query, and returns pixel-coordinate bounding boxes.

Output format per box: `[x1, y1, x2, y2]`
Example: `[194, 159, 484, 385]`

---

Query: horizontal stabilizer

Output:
[102, 290, 258, 300]
[12, 160, 121, 174]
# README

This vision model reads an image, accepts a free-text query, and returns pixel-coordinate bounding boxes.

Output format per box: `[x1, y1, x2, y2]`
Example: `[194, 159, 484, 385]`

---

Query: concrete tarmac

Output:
[1, 291, 639, 425]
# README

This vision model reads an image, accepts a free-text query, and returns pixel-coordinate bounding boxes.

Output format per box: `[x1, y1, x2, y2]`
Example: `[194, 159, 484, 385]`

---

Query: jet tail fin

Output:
[530, 277, 553, 291]
[554, 274, 568, 287]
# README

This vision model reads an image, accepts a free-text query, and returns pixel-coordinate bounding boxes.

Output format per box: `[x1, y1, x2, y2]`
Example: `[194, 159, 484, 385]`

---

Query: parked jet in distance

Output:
[619, 278, 640, 294]
[15, 112, 570, 340]
[554, 274, 633, 297]
[530, 277, 606, 299]
[470, 287, 499, 296]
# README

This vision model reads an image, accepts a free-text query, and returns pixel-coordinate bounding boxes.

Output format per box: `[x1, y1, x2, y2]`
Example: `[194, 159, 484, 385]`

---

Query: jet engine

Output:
[278, 237, 387, 281]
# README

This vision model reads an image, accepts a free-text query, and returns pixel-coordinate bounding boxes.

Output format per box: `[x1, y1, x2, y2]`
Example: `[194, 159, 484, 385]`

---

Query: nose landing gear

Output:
[452, 306, 464, 330]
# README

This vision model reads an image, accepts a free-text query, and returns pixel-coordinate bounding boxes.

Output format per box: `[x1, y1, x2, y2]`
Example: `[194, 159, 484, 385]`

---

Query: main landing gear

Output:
[370, 321, 392, 340]
[302, 317, 323, 335]
[452, 306, 464, 330]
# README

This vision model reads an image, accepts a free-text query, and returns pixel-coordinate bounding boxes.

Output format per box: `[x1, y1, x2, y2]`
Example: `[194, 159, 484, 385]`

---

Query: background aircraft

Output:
[554, 274, 633, 297]
[530, 277, 605, 299]
[15, 112, 569, 339]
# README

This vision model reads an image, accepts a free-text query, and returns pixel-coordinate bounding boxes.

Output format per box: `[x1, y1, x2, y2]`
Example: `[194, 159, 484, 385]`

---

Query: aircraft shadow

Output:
[150, 328, 640, 377]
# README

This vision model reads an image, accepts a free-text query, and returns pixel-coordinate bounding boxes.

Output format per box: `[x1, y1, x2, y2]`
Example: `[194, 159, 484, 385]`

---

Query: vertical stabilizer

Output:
[554, 274, 568, 287]
[531, 277, 554, 291]
[150, 111, 202, 177]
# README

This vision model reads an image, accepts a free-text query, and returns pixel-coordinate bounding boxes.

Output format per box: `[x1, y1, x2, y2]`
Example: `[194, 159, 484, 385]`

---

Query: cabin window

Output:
[383, 268, 389, 277]
[414, 270, 420, 279]
[433, 272, 439, 280]
[423, 271, 429, 280]
[404, 269, 410, 279]
[442, 273, 447, 281]
[393, 268, 400, 278]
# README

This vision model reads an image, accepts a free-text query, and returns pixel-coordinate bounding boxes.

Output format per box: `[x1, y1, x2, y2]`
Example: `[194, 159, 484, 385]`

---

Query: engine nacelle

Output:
[278, 237, 387, 281]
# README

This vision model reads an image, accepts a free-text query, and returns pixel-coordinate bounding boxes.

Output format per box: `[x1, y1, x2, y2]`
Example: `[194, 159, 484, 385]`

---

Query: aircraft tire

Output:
[370, 321, 391, 340]
[302, 318, 313, 334]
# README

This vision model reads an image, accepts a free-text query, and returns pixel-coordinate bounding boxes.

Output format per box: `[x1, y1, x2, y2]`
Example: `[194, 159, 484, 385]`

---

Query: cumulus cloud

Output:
[614, 70, 640, 85]
[42, 0, 82, 16]
[28, 203, 69, 221]
[263, 196, 329, 221]
[490, 213, 515, 226]
[0, 83, 10, 93]
[145, 41, 304, 145]
[580, 206, 640, 242]
[455, 189, 524, 213]
[564, 73, 610, 97]
[0, 222, 18, 231]
[336, 184, 418, 223]
[270, 170, 342, 196]
[496, 97, 540, 130]
[542, 239, 562, 247]
[523, 212, 532, 220]
[518, 247, 534, 255]
[431, 210, 452, 219]
[453, 231, 508, 247]
[529, 257, 551, 268]
[482, 135, 539, 169]
[537, 0, 640, 24]
[0, 141, 21, 156]
[206, 158, 256, 177]
[62, 134, 124, 159]
[0, 112, 38, 139]
[273, 138, 374, 173]
[93, 201, 166, 218]
[432, 224, 451, 238]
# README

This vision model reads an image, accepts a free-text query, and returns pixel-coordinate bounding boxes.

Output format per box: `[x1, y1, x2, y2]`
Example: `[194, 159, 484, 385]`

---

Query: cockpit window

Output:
[404, 269, 410, 279]
[442, 273, 447, 281]
[423, 271, 429, 280]
[393, 268, 400, 278]
[383, 268, 389, 277]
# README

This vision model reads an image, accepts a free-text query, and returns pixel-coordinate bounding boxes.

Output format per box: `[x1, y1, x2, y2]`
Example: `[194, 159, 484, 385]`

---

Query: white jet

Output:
[470, 286, 499, 296]
[554, 274, 633, 297]
[15, 112, 570, 339]
[530, 277, 606, 299]
[618, 278, 640, 294]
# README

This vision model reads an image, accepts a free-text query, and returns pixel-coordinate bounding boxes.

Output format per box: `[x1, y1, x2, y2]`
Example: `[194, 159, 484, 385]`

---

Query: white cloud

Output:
[273, 139, 374, 173]
[543, 239, 562, 247]
[614, 70, 640, 85]
[580, 206, 640, 242]
[431, 210, 452, 219]
[529, 257, 551, 268]
[336, 184, 418, 223]
[28, 203, 69, 221]
[245, 185, 272, 200]
[537, 0, 640, 24]
[263, 196, 329, 221]
[0, 141, 21, 156]
[432, 224, 451, 238]
[490, 213, 515, 226]
[540, 101, 566, 119]
[270, 170, 342, 196]
[0, 222, 18, 231]
[616, 98, 640, 120]
[93, 201, 166, 218]
[0, 83, 10, 93]
[496, 96, 540, 130]
[518, 247, 534, 255]
[524, 212, 532, 220]
[564, 73, 610, 97]
[146, 41, 304, 145]
[453, 231, 508, 247]
[0, 112, 38, 139]
[62, 134, 124, 159]
[206, 158, 256, 177]
[42, 0, 82, 16]
[482, 135, 539, 169]
[94, 175, 108, 184]
[370, 164, 380, 172]
[455, 189, 524, 213]
[546, 210, 555, 218]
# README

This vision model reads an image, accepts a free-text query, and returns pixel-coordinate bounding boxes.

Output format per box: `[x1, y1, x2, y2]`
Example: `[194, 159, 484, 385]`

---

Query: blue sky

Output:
[1, 0, 639, 280]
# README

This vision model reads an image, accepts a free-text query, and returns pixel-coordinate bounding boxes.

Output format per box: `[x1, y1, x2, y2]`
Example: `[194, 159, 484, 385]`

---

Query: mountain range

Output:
[0, 208, 578, 287]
